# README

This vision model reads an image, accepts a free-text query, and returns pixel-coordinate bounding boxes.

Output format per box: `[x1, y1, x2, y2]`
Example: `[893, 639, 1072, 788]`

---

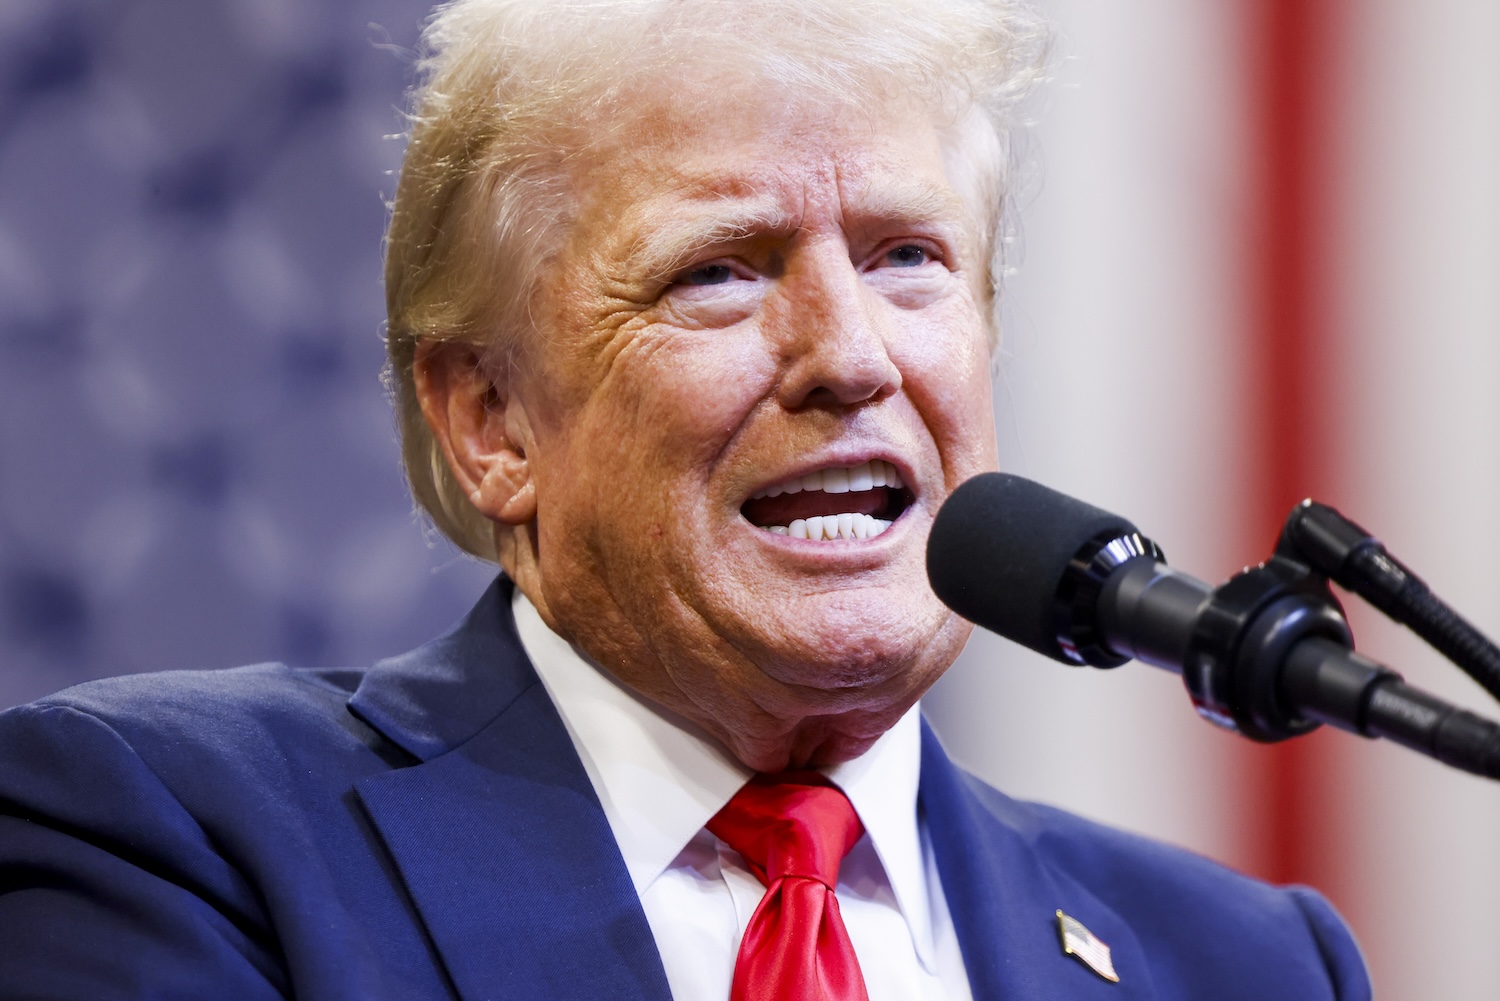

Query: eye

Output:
[678, 263, 736, 286]
[881, 244, 932, 269]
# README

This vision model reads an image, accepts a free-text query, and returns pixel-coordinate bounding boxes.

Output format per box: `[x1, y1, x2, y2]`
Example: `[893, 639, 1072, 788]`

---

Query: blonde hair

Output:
[384, 0, 1048, 560]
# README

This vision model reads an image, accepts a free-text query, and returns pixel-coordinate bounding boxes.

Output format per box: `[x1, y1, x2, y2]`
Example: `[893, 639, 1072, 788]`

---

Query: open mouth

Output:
[740, 460, 915, 541]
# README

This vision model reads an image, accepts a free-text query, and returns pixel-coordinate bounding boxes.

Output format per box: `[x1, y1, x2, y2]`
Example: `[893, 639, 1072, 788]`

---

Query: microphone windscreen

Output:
[926, 472, 1140, 661]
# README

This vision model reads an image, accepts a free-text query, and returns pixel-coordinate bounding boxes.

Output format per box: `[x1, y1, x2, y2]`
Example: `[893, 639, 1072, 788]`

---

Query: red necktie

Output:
[707, 772, 870, 1001]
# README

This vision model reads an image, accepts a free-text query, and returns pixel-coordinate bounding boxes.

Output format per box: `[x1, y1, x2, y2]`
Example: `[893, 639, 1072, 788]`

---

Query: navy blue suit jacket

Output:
[0, 580, 1370, 999]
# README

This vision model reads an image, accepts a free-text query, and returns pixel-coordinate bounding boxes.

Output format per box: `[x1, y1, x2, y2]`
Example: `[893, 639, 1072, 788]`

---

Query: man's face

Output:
[512, 89, 999, 769]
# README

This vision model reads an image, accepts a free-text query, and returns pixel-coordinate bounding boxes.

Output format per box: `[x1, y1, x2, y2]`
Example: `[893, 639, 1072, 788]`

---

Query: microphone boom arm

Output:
[924, 472, 1500, 781]
[1086, 549, 1500, 780]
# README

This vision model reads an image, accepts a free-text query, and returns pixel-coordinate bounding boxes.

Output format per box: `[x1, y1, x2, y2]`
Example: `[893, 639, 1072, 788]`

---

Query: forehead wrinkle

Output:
[588, 132, 974, 291]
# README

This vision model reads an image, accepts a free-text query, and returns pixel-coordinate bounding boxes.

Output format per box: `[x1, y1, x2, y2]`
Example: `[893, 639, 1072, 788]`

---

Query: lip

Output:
[735, 450, 920, 547]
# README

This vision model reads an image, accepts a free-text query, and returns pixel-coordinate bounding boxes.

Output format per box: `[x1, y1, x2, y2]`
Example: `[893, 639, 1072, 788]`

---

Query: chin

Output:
[751, 593, 960, 693]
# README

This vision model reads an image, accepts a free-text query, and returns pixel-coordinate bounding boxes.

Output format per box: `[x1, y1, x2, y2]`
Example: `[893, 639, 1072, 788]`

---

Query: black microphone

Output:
[926, 471, 1175, 668]
[926, 472, 1500, 780]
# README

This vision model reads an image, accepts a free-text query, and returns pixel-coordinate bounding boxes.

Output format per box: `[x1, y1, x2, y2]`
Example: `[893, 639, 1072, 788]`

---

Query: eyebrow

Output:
[842, 184, 969, 234]
[614, 179, 971, 286]
[618, 198, 797, 285]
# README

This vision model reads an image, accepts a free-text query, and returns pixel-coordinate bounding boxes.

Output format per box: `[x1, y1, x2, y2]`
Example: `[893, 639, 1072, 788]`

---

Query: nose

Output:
[771, 242, 903, 409]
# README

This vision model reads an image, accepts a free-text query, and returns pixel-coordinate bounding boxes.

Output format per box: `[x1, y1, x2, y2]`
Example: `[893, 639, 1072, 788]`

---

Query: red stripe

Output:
[1245, 0, 1345, 886]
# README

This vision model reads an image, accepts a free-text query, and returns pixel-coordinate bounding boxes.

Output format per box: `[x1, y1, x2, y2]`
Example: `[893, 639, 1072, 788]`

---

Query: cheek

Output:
[618, 329, 774, 442]
[560, 327, 777, 521]
[889, 302, 996, 457]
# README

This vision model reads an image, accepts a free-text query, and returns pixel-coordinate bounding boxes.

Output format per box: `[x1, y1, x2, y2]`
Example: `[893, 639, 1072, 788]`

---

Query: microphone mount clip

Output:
[1182, 555, 1352, 742]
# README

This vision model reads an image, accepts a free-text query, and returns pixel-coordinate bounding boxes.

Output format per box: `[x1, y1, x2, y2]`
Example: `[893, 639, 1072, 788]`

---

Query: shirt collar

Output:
[512, 588, 936, 971]
[825, 707, 933, 970]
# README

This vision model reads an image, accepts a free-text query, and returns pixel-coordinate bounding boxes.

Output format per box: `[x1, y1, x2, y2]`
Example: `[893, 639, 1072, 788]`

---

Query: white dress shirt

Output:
[513, 590, 973, 1001]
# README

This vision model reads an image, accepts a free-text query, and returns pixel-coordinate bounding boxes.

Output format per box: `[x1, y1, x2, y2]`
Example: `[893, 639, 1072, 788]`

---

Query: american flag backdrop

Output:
[0, 1, 1496, 997]
[927, 1, 1500, 997]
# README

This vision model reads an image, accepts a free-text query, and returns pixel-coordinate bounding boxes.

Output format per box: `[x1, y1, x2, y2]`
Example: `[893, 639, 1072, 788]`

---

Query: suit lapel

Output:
[920, 722, 1157, 1001]
[348, 581, 1156, 1000]
[349, 580, 672, 1001]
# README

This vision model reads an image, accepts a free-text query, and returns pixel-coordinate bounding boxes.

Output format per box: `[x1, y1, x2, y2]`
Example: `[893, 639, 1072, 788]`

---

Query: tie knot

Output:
[708, 771, 864, 888]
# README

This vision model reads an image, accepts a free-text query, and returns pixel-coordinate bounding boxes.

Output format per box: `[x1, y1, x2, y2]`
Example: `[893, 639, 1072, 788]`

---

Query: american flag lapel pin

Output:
[1056, 909, 1120, 984]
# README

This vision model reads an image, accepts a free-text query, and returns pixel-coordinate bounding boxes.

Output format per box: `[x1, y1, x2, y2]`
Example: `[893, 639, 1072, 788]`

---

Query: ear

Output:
[412, 340, 537, 526]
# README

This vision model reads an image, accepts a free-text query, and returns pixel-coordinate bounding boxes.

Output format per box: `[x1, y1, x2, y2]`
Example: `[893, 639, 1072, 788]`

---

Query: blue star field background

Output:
[0, 0, 495, 710]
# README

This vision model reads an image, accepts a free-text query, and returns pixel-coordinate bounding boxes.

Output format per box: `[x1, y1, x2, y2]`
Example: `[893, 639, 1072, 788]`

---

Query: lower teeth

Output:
[762, 513, 893, 540]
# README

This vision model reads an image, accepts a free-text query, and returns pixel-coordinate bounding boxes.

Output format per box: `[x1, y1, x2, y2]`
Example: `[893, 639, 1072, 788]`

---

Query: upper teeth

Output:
[750, 460, 904, 500]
